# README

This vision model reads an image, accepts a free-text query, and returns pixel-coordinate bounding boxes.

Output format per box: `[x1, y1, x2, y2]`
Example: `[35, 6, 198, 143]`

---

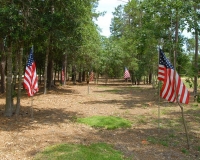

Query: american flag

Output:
[23, 47, 38, 96]
[158, 49, 189, 104]
[124, 67, 130, 79]
[89, 71, 94, 81]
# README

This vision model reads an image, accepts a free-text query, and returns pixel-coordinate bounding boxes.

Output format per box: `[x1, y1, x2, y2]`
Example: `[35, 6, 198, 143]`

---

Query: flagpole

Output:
[158, 47, 190, 149]
[158, 48, 161, 133]
[24, 46, 38, 119]
[30, 96, 33, 118]
[174, 11, 190, 148]
[173, 49, 190, 149]
[88, 84, 89, 94]
[31, 45, 34, 118]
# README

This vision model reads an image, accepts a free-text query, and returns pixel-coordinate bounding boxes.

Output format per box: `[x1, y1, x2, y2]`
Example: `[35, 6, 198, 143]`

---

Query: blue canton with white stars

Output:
[159, 49, 174, 69]
[26, 48, 34, 67]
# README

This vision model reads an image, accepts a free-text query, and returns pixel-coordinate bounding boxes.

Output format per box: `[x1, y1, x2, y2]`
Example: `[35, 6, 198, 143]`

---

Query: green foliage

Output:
[197, 95, 200, 103]
[98, 37, 125, 77]
[147, 136, 157, 144]
[77, 116, 132, 130]
[192, 103, 198, 108]
[134, 115, 147, 125]
[181, 148, 189, 154]
[147, 136, 170, 147]
[34, 143, 131, 160]
[185, 78, 193, 88]
[108, 0, 196, 85]
[1, 0, 199, 116]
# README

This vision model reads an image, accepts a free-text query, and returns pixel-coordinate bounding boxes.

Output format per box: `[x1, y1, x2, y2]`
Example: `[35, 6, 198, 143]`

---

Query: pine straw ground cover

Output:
[0, 81, 199, 160]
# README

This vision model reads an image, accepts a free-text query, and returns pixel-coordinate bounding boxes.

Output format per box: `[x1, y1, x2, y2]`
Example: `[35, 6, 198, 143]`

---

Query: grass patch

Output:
[141, 104, 148, 109]
[147, 135, 177, 147]
[166, 119, 180, 128]
[181, 148, 189, 154]
[122, 110, 130, 115]
[192, 103, 198, 108]
[147, 134, 180, 147]
[134, 115, 147, 125]
[106, 89, 120, 93]
[160, 108, 170, 115]
[147, 136, 157, 144]
[77, 116, 132, 130]
[34, 143, 131, 160]
[98, 85, 109, 88]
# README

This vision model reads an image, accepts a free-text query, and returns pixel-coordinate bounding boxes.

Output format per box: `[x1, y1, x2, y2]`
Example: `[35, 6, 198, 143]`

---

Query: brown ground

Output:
[0, 80, 199, 160]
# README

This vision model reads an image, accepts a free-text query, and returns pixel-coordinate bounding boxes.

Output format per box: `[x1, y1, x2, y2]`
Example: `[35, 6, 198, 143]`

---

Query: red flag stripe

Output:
[23, 48, 38, 97]
[160, 68, 189, 104]
[90, 71, 94, 81]
[158, 65, 165, 81]
[158, 49, 189, 104]
[124, 68, 130, 79]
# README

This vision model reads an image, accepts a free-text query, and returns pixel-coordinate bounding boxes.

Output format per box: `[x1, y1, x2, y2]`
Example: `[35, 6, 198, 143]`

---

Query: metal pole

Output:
[30, 96, 33, 118]
[158, 48, 161, 133]
[174, 11, 190, 148]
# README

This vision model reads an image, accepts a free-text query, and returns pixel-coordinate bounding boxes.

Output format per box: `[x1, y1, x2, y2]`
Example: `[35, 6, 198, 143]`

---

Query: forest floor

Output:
[0, 80, 199, 160]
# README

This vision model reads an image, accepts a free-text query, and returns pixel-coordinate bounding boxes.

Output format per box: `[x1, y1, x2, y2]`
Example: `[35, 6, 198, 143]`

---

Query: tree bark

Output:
[15, 47, 23, 115]
[63, 53, 67, 85]
[149, 71, 152, 84]
[47, 59, 53, 89]
[72, 65, 76, 85]
[44, 36, 50, 94]
[13, 50, 19, 90]
[82, 71, 86, 82]
[0, 38, 6, 93]
[194, 5, 198, 97]
[54, 63, 57, 85]
[5, 46, 13, 117]
[174, 8, 190, 149]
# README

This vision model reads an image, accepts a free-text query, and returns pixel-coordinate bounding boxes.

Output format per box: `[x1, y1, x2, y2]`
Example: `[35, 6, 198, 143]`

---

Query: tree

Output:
[0, 0, 101, 116]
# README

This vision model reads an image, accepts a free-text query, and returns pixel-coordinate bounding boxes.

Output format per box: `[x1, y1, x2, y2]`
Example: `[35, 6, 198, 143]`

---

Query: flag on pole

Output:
[62, 67, 65, 82]
[124, 67, 130, 79]
[23, 47, 38, 96]
[89, 71, 94, 81]
[158, 48, 190, 104]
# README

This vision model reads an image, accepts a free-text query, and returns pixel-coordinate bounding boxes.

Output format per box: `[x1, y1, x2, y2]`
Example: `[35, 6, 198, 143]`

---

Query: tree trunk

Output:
[82, 71, 86, 82]
[54, 63, 57, 85]
[13, 50, 19, 90]
[194, 5, 198, 97]
[5, 46, 13, 117]
[47, 59, 53, 89]
[149, 68, 152, 84]
[0, 38, 6, 93]
[174, 7, 190, 150]
[78, 71, 82, 83]
[72, 65, 76, 84]
[44, 37, 50, 94]
[58, 67, 60, 83]
[51, 60, 54, 86]
[39, 68, 42, 84]
[15, 47, 23, 115]
[63, 53, 67, 85]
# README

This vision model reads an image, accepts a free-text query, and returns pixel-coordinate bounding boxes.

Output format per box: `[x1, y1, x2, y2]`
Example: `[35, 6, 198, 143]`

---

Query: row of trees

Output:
[0, 0, 103, 116]
[109, 0, 199, 86]
[0, 0, 199, 116]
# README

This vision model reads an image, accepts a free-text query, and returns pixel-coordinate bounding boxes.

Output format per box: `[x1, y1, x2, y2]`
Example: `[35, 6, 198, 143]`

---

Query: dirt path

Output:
[0, 83, 198, 160]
